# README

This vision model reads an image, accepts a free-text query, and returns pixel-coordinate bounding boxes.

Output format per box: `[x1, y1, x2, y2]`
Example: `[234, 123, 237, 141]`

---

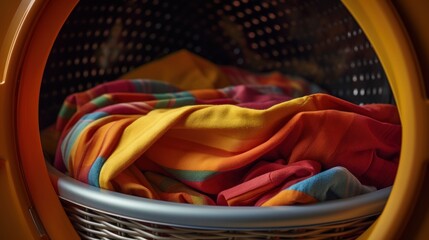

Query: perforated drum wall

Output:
[39, 0, 392, 129]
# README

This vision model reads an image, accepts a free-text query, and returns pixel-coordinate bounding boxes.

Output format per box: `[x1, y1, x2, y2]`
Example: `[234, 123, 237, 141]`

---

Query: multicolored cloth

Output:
[51, 79, 400, 206]
[54, 80, 293, 173]
[261, 166, 377, 206]
[45, 51, 401, 206]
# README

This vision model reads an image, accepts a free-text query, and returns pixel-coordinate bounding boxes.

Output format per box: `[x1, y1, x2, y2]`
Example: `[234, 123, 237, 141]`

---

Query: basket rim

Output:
[48, 163, 391, 230]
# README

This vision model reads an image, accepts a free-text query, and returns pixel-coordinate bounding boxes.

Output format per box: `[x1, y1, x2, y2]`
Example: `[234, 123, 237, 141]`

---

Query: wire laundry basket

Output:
[40, 0, 395, 239]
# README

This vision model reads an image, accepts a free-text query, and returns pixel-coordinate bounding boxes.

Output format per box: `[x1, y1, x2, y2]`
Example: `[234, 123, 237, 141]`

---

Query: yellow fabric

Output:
[261, 189, 318, 206]
[94, 92, 400, 193]
[120, 50, 231, 90]
[99, 105, 205, 189]
[99, 95, 312, 189]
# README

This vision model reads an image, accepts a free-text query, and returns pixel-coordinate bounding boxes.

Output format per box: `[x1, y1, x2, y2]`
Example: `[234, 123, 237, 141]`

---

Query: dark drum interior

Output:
[39, 0, 393, 129]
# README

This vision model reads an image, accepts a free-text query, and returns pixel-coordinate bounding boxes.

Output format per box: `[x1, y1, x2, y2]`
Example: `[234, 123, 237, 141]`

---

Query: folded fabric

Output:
[129, 159, 320, 206]
[55, 79, 180, 133]
[45, 51, 401, 206]
[261, 166, 377, 206]
[52, 77, 401, 206]
[55, 81, 292, 173]
[217, 160, 321, 206]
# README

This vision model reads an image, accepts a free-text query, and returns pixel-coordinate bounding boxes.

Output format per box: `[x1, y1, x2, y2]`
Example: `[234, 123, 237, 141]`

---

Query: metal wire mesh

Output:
[62, 199, 377, 240]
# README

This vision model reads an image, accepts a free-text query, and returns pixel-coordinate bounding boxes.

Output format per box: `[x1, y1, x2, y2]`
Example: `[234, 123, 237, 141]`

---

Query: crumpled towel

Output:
[52, 78, 401, 205]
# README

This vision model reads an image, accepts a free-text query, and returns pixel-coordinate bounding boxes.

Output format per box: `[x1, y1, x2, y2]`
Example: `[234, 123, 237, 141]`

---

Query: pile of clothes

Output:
[43, 50, 401, 206]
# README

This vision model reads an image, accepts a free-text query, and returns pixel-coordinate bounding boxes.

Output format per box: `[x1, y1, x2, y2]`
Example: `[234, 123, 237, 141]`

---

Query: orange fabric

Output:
[56, 90, 400, 205]
[261, 190, 318, 206]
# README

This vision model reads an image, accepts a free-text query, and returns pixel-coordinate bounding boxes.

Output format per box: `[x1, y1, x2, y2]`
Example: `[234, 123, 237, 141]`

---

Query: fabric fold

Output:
[54, 81, 400, 202]
[44, 51, 401, 206]
[261, 167, 378, 206]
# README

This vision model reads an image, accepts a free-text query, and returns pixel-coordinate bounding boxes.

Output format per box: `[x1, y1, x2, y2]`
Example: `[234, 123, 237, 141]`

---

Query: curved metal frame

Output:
[48, 164, 391, 230]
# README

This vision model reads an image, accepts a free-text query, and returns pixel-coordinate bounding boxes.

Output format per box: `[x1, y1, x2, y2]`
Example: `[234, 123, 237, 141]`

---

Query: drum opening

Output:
[37, 0, 399, 239]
